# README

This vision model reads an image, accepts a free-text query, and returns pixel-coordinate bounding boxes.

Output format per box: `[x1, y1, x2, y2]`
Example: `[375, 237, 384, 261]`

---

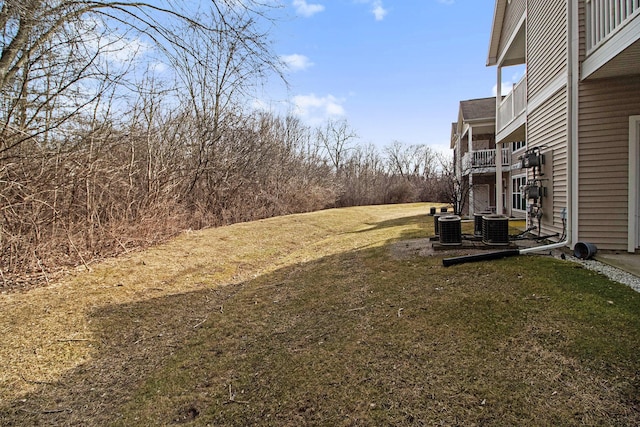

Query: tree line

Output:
[0, 1, 453, 287]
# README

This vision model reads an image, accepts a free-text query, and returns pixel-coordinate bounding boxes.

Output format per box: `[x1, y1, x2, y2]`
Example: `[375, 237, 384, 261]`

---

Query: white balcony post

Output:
[495, 142, 503, 215]
[586, 0, 640, 54]
[496, 66, 502, 131]
[468, 126, 474, 214]
[455, 134, 462, 182]
[511, 83, 515, 118]
[495, 68, 503, 215]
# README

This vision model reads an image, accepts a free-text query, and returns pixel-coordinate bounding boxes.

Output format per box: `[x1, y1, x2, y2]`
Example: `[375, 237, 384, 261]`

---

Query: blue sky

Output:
[259, 0, 516, 155]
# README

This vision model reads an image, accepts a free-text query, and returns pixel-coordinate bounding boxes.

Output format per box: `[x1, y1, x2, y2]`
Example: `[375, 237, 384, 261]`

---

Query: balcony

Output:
[462, 148, 511, 175]
[583, 0, 640, 78]
[497, 75, 526, 139]
[586, 0, 640, 53]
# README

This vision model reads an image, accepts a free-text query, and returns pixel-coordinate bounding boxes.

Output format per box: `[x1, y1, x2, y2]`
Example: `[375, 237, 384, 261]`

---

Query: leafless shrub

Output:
[0, 2, 452, 290]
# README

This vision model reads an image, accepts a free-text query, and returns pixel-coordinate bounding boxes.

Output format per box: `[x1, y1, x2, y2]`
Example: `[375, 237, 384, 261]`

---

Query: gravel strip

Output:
[566, 255, 640, 293]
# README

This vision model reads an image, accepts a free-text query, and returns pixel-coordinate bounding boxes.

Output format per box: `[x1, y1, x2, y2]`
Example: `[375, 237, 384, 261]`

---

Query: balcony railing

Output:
[462, 148, 511, 173]
[497, 76, 526, 133]
[586, 0, 640, 53]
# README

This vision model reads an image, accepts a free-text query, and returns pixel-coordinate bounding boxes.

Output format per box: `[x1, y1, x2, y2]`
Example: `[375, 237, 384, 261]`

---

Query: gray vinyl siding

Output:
[523, 0, 568, 237]
[577, 76, 640, 250]
[527, 88, 568, 236]
[527, 0, 567, 99]
[578, 0, 587, 60]
[498, 0, 526, 56]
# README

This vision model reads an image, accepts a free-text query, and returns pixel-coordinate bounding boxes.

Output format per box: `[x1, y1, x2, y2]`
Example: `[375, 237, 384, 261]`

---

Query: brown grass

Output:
[1, 203, 639, 426]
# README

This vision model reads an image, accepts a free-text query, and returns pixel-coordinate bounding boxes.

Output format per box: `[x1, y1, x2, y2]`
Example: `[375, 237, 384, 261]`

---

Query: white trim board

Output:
[583, 12, 640, 80]
[527, 72, 568, 115]
[629, 115, 640, 253]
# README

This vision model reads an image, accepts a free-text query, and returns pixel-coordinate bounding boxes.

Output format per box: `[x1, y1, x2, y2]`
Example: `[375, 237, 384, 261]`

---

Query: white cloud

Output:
[492, 67, 526, 96]
[354, 0, 388, 20]
[492, 82, 515, 97]
[147, 60, 168, 74]
[293, 0, 325, 17]
[80, 18, 152, 66]
[371, 1, 388, 21]
[291, 93, 346, 125]
[280, 54, 313, 72]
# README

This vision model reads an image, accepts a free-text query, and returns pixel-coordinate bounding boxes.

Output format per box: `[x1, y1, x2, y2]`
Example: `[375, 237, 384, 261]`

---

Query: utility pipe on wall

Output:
[442, 240, 568, 267]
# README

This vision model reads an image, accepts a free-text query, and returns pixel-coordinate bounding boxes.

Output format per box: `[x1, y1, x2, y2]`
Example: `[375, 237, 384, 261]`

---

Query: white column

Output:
[496, 66, 502, 133]
[495, 143, 503, 215]
[495, 67, 504, 215]
[468, 126, 474, 214]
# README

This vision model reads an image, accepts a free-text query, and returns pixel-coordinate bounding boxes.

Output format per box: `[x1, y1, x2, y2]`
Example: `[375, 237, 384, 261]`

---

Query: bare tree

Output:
[436, 152, 469, 215]
[385, 141, 436, 180]
[0, 0, 283, 153]
[382, 141, 439, 203]
[316, 118, 358, 173]
[0, 0, 287, 285]
[166, 5, 285, 203]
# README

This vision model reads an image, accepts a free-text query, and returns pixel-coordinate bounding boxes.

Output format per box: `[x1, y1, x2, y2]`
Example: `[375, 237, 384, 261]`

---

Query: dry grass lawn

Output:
[1, 203, 639, 426]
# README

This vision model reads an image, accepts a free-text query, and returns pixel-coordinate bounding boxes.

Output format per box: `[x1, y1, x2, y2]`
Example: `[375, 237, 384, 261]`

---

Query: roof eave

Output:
[466, 117, 496, 124]
[487, 0, 507, 67]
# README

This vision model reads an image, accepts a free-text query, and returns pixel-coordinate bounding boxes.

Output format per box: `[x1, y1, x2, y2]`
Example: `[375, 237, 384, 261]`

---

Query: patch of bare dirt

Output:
[388, 237, 509, 260]
[388, 238, 435, 259]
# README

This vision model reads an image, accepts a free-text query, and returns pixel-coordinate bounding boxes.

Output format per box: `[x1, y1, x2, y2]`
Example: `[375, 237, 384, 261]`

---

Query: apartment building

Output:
[451, 97, 527, 218]
[487, 0, 640, 251]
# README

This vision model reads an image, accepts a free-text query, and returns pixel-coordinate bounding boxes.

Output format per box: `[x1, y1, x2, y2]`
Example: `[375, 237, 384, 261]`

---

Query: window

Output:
[512, 140, 526, 152]
[512, 175, 527, 211]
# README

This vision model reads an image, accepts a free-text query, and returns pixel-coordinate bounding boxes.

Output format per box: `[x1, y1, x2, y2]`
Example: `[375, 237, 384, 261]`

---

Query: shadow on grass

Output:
[2, 240, 640, 426]
[356, 214, 433, 235]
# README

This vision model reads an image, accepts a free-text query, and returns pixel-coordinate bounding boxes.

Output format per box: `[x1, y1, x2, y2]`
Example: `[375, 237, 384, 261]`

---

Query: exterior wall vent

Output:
[439, 215, 462, 246]
[482, 214, 509, 245]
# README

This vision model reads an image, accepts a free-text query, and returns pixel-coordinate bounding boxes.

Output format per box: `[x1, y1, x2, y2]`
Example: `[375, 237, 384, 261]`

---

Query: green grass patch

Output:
[1, 204, 639, 425]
